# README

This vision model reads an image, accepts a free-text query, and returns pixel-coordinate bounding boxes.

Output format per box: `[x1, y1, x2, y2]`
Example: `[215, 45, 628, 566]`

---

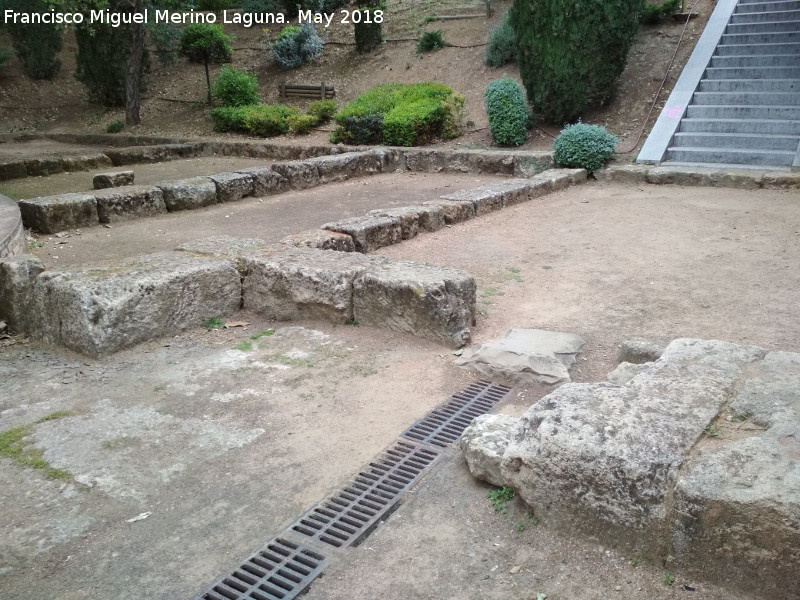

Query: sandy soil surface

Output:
[2, 178, 796, 600]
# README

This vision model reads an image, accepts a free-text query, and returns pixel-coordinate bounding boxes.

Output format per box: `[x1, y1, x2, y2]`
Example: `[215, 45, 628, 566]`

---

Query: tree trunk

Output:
[204, 59, 212, 105]
[125, 0, 145, 125]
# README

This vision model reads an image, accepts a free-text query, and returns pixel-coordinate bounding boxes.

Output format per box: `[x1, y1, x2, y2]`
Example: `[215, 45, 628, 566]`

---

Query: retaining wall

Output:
[0, 194, 24, 258]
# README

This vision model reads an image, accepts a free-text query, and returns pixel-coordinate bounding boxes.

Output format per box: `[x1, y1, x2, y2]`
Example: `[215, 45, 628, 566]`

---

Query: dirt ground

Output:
[2, 178, 798, 600]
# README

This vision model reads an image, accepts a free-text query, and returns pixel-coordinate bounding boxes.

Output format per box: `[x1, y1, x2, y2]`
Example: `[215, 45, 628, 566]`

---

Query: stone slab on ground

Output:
[460, 338, 800, 597]
[618, 338, 667, 363]
[440, 185, 505, 216]
[241, 247, 386, 322]
[270, 160, 321, 190]
[175, 236, 279, 270]
[455, 328, 585, 385]
[30, 251, 241, 357]
[0, 255, 45, 332]
[305, 151, 381, 183]
[352, 260, 476, 348]
[280, 229, 356, 252]
[235, 166, 288, 196]
[92, 185, 166, 224]
[322, 214, 403, 253]
[422, 199, 475, 224]
[93, 170, 134, 189]
[156, 177, 218, 212]
[62, 153, 113, 173]
[18, 192, 98, 234]
[208, 172, 254, 203]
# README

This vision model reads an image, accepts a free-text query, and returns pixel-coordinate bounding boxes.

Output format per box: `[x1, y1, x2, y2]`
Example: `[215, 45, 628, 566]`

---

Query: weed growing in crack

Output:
[662, 571, 675, 586]
[202, 317, 223, 330]
[704, 422, 721, 437]
[515, 512, 538, 531]
[487, 486, 514, 513]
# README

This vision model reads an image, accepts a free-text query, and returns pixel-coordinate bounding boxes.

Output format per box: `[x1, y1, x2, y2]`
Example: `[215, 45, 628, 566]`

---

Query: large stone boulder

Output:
[322, 214, 403, 253]
[0, 255, 46, 332]
[31, 252, 240, 357]
[93, 170, 134, 189]
[241, 247, 385, 322]
[209, 172, 254, 203]
[352, 261, 476, 347]
[236, 166, 288, 197]
[93, 185, 166, 224]
[459, 414, 518, 487]
[455, 329, 585, 385]
[305, 151, 382, 183]
[270, 160, 321, 190]
[156, 177, 218, 211]
[18, 193, 98, 233]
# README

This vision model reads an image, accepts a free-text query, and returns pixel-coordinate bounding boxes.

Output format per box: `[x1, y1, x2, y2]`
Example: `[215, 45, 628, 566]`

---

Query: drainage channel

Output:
[192, 380, 511, 600]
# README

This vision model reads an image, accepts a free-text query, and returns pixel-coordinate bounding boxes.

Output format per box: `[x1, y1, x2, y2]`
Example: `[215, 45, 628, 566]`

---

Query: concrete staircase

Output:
[661, 0, 800, 169]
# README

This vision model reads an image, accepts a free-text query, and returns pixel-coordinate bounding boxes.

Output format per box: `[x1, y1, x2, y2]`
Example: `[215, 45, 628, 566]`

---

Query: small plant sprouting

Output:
[153, 384, 166, 392]
[704, 422, 721, 437]
[106, 120, 125, 133]
[235, 341, 253, 351]
[250, 329, 275, 340]
[631, 557, 642, 567]
[487, 486, 514, 513]
[662, 571, 675, 586]
[515, 512, 538, 531]
[345, 316, 359, 326]
[203, 317, 224, 330]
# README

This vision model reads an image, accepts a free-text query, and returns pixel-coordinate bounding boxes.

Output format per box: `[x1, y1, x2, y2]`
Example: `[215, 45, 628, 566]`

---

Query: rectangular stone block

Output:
[31, 251, 241, 357]
[322, 214, 402, 253]
[62, 153, 113, 172]
[762, 172, 800, 189]
[93, 170, 135, 189]
[540, 168, 588, 190]
[156, 177, 218, 211]
[422, 199, 474, 225]
[440, 187, 504, 216]
[0, 255, 45, 333]
[404, 149, 447, 173]
[305, 152, 381, 183]
[270, 160, 321, 190]
[93, 185, 166, 224]
[241, 247, 385, 322]
[24, 157, 64, 177]
[447, 150, 516, 174]
[209, 172, 254, 203]
[280, 229, 356, 252]
[595, 164, 650, 184]
[19, 193, 98, 234]
[513, 152, 555, 177]
[353, 260, 476, 348]
[237, 166, 288, 196]
[370, 147, 405, 172]
[0, 160, 28, 181]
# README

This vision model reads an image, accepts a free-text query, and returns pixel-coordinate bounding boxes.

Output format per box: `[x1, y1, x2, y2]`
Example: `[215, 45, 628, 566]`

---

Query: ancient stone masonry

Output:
[461, 338, 800, 599]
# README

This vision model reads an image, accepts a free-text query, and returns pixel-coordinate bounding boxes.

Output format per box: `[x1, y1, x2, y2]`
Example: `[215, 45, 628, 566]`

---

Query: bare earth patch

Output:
[2, 179, 796, 599]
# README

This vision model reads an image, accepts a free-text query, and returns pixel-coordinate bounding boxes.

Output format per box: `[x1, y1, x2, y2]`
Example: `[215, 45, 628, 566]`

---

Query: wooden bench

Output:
[278, 81, 336, 100]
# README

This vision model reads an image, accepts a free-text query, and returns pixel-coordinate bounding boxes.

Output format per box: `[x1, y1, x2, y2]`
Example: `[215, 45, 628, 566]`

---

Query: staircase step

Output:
[692, 91, 800, 105]
[664, 146, 796, 166]
[726, 19, 800, 33]
[734, 0, 800, 13]
[721, 30, 800, 44]
[715, 41, 800, 55]
[678, 117, 800, 135]
[705, 66, 800, 79]
[710, 54, 800, 68]
[730, 8, 800, 23]
[698, 78, 800, 92]
[671, 131, 800, 151]
[686, 104, 800, 119]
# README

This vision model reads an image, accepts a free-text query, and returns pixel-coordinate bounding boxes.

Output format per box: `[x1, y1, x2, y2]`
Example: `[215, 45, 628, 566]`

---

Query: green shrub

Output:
[210, 106, 248, 132]
[553, 121, 618, 173]
[3, 0, 62, 79]
[307, 99, 337, 122]
[511, 0, 641, 123]
[0, 48, 13, 70]
[180, 23, 233, 104]
[195, 0, 232, 10]
[149, 23, 182, 67]
[241, 0, 282, 13]
[271, 23, 323, 69]
[485, 78, 528, 146]
[441, 92, 465, 138]
[641, 0, 681, 24]
[287, 114, 319, 134]
[213, 66, 260, 107]
[333, 82, 460, 146]
[354, 2, 383, 53]
[485, 13, 516, 68]
[106, 120, 125, 133]
[417, 30, 447, 53]
[242, 104, 299, 137]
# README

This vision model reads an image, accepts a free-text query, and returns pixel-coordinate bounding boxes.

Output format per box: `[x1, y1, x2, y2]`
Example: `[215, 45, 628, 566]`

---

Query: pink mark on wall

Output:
[661, 105, 684, 119]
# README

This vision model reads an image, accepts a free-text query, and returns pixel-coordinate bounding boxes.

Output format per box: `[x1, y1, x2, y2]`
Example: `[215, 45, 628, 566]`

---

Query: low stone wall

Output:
[0, 237, 477, 356]
[0, 194, 25, 258]
[597, 163, 800, 189]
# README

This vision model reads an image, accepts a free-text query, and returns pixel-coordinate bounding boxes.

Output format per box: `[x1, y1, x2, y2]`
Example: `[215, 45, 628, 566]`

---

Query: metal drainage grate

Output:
[289, 440, 440, 549]
[401, 380, 512, 448]
[195, 537, 328, 600]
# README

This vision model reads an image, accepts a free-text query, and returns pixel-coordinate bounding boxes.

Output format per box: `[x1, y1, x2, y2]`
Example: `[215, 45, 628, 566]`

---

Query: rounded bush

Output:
[210, 106, 248, 132]
[213, 66, 260, 107]
[271, 23, 323, 69]
[553, 121, 618, 173]
[417, 30, 447, 53]
[242, 104, 298, 137]
[287, 114, 319, 135]
[180, 23, 232, 64]
[307, 99, 337, 123]
[485, 14, 515, 68]
[485, 77, 528, 147]
[106, 120, 125, 134]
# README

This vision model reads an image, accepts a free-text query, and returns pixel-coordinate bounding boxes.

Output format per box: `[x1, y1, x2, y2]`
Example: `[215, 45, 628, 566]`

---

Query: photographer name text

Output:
[3, 9, 384, 28]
